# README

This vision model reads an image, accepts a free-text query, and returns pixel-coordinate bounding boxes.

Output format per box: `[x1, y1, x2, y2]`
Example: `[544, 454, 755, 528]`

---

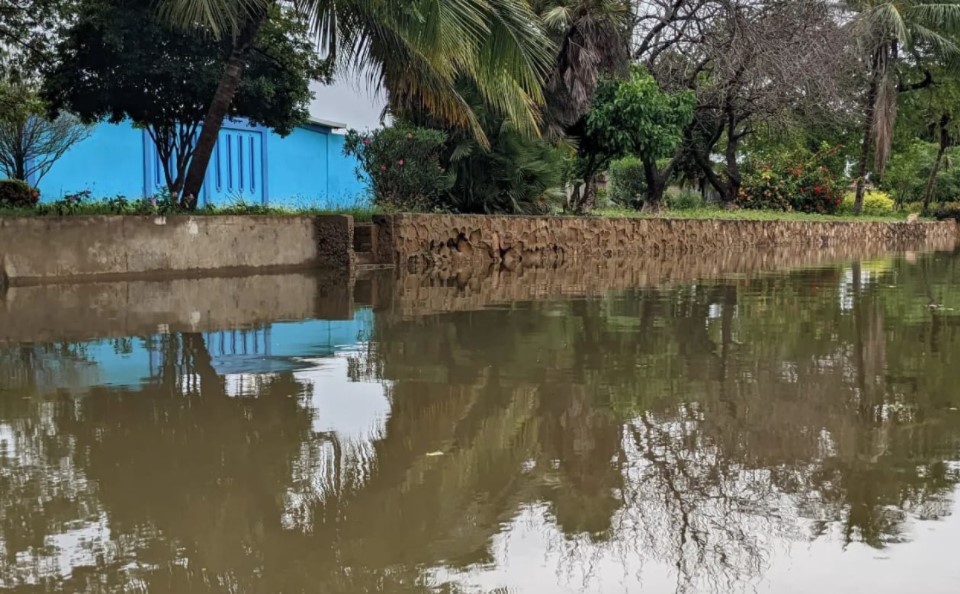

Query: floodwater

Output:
[3, 251, 960, 593]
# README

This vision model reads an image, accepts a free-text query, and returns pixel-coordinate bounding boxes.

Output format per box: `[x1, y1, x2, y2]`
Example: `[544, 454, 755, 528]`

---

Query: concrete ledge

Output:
[0, 215, 354, 285]
[373, 214, 959, 271]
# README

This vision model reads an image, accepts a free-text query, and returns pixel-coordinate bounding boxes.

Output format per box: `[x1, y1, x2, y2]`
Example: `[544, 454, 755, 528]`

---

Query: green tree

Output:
[894, 61, 960, 210]
[159, 0, 553, 208]
[43, 0, 327, 195]
[0, 80, 91, 183]
[570, 68, 693, 213]
[846, 0, 960, 214]
[0, 0, 70, 81]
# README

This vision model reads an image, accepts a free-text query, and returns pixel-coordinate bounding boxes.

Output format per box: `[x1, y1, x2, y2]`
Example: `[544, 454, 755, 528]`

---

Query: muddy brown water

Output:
[2, 250, 960, 593]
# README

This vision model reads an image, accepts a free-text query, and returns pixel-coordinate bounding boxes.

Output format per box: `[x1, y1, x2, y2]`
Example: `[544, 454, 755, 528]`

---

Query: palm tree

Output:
[846, 1, 960, 214]
[159, 0, 553, 208]
[531, 0, 631, 137]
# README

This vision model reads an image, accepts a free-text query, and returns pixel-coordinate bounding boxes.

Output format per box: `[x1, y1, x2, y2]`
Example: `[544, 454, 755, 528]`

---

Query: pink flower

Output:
[380, 165, 387, 172]
[397, 159, 405, 167]
[363, 137, 372, 146]
[150, 198, 157, 207]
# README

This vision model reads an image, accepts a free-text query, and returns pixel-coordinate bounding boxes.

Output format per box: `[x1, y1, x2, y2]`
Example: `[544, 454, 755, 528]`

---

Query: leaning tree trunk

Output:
[923, 114, 951, 214]
[180, 15, 266, 209]
[855, 61, 882, 215]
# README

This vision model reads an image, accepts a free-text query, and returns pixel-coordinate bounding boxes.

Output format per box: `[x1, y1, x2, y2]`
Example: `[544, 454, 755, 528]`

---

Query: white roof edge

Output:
[306, 116, 348, 129]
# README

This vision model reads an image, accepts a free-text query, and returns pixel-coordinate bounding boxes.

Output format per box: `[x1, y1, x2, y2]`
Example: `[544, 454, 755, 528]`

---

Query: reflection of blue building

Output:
[10, 308, 375, 391]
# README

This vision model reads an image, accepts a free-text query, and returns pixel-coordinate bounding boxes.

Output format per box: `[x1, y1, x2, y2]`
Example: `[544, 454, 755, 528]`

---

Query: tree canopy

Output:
[42, 0, 329, 193]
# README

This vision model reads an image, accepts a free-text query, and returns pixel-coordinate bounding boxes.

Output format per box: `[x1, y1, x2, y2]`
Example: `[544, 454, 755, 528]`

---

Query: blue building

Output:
[33, 117, 369, 208]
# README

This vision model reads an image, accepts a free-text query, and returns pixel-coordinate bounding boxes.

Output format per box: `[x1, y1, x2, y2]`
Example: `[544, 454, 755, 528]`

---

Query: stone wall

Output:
[374, 214, 959, 272]
[0, 215, 354, 285]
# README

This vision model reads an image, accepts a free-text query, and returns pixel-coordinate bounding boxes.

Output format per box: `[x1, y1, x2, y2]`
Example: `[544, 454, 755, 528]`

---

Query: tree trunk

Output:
[180, 15, 266, 209]
[855, 63, 882, 215]
[923, 114, 951, 214]
[642, 158, 666, 212]
[724, 124, 741, 205]
[575, 176, 598, 214]
[923, 146, 946, 214]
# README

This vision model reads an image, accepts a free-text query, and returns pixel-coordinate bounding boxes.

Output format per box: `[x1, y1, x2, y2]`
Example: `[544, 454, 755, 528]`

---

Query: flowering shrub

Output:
[344, 125, 453, 211]
[738, 148, 845, 214]
[0, 179, 40, 208]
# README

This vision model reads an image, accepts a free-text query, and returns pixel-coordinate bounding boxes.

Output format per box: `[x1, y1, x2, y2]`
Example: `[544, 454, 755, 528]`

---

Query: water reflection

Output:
[3, 253, 960, 592]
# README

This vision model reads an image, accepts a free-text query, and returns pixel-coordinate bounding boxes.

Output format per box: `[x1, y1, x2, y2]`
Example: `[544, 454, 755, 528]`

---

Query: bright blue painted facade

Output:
[34, 119, 369, 207]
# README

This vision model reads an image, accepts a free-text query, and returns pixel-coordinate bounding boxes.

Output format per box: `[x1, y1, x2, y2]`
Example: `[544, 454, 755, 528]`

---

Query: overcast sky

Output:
[309, 76, 387, 131]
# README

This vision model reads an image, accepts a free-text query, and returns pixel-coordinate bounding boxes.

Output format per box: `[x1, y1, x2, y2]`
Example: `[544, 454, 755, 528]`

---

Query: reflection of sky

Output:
[282, 356, 391, 532]
[297, 356, 389, 443]
[433, 477, 960, 594]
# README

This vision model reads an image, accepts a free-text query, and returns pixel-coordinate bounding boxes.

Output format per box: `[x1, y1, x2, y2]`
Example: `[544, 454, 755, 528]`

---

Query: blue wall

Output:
[39, 122, 146, 199]
[33, 120, 369, 207]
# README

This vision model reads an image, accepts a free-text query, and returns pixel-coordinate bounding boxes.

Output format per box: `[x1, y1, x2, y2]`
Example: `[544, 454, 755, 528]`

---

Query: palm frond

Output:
[158, 0, 270, 36]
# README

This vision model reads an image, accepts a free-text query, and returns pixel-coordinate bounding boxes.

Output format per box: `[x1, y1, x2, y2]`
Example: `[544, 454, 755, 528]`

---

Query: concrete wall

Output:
[374, 214, 959, 272]
[0, 215, 354, 285]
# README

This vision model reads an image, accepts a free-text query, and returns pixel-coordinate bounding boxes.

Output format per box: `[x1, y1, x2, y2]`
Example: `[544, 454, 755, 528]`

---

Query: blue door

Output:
[204, 126, 266, 206]
[143, 120, 267, 205]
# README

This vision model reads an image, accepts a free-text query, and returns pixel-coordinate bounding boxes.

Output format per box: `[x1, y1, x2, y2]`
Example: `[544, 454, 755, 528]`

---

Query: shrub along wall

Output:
[373, 214, 959, 271]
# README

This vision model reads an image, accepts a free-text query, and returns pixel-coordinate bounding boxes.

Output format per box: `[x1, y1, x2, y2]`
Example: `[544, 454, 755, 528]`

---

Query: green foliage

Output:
[344, 126, 453, 211]
[2, 190, 378, 220]
[883, 140, 960, 204]
[43, 0, 328, 192]
[586, 69, 694, 164]
[0, 179, 40, 208]
[607, 157, 645, 208]
[738, 147, 845, 214]
[933, 201, 960, 221]
[579, 68, 694, 179]
[839, 190, 895, 216]
[445, 124, 567, 215]
[665, 187, 703, 210]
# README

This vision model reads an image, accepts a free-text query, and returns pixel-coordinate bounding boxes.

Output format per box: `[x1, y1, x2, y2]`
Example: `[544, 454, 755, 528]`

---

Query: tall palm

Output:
[160, 0, 553, 207]
[531, 0, 631, 137]
[846, 1, 960, 214]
